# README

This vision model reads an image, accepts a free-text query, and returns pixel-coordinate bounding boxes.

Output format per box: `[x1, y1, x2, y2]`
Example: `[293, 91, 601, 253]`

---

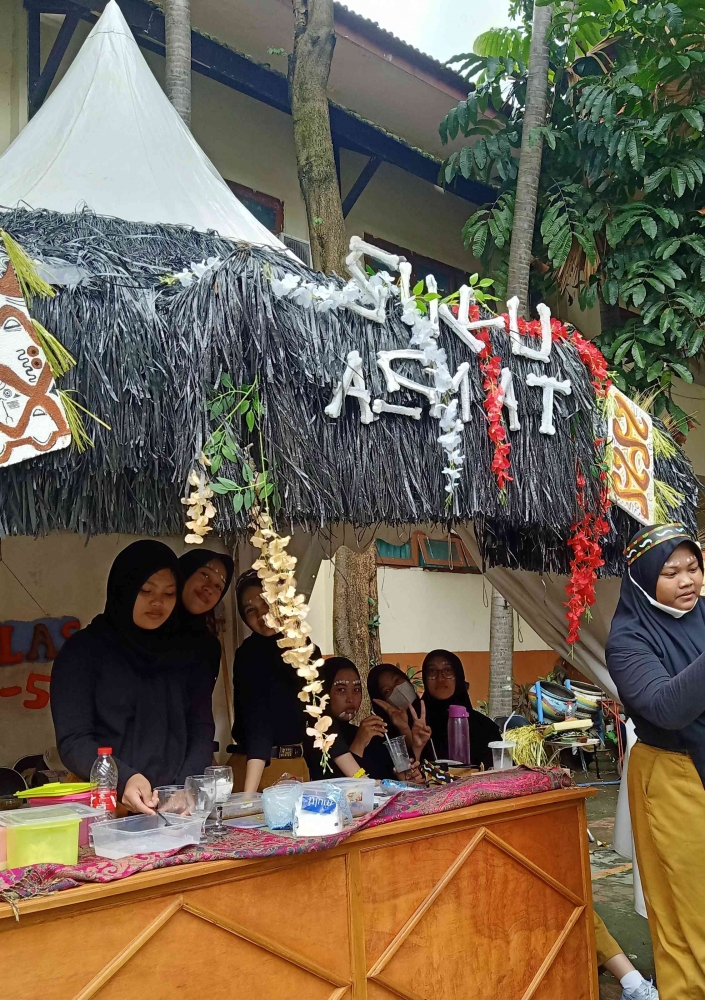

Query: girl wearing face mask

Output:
[178, 550, 234, 682]
[50, 541, 216, 815]
[231, 572, 360, 793]
[421, 650, 501, 769]
[607, 523, 705, 1000]
[367, 663, 432, 762]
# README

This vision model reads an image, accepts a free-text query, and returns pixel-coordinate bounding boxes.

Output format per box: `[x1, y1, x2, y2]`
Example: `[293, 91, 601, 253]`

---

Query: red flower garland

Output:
[450, 303, 614, 643]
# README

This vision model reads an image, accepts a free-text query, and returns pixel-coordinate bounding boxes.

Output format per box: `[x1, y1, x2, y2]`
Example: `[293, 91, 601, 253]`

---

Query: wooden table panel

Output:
[185, 853, 351, 981]
[0, 787, 598, 1000]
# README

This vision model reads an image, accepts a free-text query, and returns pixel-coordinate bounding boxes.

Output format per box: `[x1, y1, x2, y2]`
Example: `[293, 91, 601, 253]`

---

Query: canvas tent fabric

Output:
[0, 2, 286, 250]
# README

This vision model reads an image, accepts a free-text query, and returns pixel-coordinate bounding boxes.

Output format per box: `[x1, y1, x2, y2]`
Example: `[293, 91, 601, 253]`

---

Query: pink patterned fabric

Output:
[0, 767, 570, 902]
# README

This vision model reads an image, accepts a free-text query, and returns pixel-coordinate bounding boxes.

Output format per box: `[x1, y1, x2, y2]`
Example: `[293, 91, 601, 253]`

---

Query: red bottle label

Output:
[91, 788, 117, 813]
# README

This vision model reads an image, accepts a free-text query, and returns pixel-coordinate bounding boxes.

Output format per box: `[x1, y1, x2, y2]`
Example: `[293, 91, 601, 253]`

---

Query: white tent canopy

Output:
[0, 1, 286, 249]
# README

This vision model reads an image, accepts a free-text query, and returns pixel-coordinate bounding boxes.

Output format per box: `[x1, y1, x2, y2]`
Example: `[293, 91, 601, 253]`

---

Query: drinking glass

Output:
[184, 774, 217, 835]
[204, 765, 234, 837]
[386, 735, 411, 774]
[154, 784, 187, 816]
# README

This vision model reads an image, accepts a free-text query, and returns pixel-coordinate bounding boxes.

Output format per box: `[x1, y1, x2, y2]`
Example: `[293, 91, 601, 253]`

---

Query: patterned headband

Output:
[624, 523, 693, 566]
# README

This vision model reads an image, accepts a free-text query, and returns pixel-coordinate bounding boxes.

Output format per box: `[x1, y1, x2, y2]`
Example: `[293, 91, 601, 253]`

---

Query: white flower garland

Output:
[251, 510, 336, 757]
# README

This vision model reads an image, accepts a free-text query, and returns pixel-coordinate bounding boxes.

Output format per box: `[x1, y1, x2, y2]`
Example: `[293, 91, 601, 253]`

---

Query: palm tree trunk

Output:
[506, 1, 554, 318]
[488, 588, 514, 719]
[289, 0, 380, 676]
[492, 4, 553, 719]
[164, 0, 192, 128]
[290, 0, 348, 274]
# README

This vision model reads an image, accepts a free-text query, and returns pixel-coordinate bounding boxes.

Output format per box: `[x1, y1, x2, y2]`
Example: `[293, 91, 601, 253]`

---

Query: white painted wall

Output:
[306, 559, 550, 657]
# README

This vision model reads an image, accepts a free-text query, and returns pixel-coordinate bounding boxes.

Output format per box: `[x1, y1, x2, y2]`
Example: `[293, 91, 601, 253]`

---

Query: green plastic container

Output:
[0, 806, 80, 871]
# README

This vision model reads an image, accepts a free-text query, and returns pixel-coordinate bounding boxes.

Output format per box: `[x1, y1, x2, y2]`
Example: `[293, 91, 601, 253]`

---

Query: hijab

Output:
[179, 549, 234, 633]
[321, 657, 360, 697]
[92, 540, 182, 667]
[367, 663, 421, 739]
[421, 649, 500, 765]
[607, 522, 705, 782]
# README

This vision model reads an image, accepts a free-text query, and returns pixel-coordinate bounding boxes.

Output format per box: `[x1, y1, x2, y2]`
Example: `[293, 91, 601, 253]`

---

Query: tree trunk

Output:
[333, 546, 380, 714]
[290, 0, 348, 274]
[506, 1, 554, 318]
[491, 4, 553, 721]
[488, 588, 514, 719]
[164, 0, 192, 127]
[288, 0, 380, 682]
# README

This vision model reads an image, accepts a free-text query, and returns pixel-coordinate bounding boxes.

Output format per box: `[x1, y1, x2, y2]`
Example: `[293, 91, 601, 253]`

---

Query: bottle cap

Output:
[448, 705, 469, 718]
[97, 747, 113, 755]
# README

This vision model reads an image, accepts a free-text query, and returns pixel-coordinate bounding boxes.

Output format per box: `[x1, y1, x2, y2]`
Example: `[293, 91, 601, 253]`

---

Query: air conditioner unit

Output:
[279, 233, 312, 267]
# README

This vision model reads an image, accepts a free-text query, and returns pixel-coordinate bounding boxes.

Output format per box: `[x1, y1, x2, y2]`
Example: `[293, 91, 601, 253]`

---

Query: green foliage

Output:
[204, 377, 279, 512]
[439, 0, 705, 428]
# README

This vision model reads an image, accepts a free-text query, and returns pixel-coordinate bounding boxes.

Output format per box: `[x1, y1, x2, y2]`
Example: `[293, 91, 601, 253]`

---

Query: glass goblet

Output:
[183, 774, 217, 837]
[204, 765, 234, 837]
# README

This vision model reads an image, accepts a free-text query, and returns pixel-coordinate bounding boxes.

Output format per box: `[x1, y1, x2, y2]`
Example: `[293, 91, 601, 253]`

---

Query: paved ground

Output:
[580, 756, 655, 999]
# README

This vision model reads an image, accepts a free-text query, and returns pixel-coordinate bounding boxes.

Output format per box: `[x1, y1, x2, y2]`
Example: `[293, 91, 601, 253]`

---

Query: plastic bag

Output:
[262, 781, 302, 830]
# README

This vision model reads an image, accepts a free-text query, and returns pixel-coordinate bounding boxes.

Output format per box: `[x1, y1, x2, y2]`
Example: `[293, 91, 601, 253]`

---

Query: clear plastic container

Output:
[91, 813, 203, 860]
[311, 778, 375, 817]
[488, 740, 516, 770]
[0, 806, 81, 870]
[220, 792, 263, 820]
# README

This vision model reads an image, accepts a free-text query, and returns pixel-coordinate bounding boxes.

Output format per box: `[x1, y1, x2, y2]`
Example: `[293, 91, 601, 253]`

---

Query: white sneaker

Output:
[622, 981, 658, 1000]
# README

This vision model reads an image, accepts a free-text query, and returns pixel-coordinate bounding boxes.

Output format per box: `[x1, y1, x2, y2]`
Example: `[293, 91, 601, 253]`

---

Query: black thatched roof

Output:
[0, 207, 698, 576]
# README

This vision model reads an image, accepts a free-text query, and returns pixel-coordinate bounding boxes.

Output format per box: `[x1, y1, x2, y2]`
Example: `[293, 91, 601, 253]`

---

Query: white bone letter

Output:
[526, 373, 571, 435]
[507, 296, 552, 362]
[438, 303, 486, 353]
[325, 350, 375, 424]
[372, 399, 422, 420]
[376, 350, 439, 406]
[499, 368, 521, 431]
[425, 274, 440, 334]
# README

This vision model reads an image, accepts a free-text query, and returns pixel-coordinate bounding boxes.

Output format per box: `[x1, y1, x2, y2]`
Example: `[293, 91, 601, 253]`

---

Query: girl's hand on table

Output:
[122, 773, 158, 814]
[396, 760, 425, 785]
[373, 699, 412, 739]
[409, 702, 432, 759]
[349, 714, 387, 755]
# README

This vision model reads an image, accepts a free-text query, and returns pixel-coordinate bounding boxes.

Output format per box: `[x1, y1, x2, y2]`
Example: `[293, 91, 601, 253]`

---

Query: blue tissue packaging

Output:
[293, 790, 344, 836]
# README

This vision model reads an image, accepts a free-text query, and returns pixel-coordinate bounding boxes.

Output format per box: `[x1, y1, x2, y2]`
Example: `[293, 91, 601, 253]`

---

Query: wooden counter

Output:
[0, 786, 598, 1000]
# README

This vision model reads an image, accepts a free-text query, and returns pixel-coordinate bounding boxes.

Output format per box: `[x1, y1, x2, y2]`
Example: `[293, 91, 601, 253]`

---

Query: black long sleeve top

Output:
[607, 643, 705, 753]
[232, 632, 308, 761]
[51, 629, 217, 796]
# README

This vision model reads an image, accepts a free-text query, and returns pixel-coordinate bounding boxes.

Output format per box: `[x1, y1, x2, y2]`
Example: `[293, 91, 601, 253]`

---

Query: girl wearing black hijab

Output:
[367, 663, 432, 762]
[231, 571, 360, 793]
[307, 658, 393, 781]
[421, 650, 501, 769]
[606, 522, 705, 999]
[179, 549, 234, 682]
[51, 541, 216, 814]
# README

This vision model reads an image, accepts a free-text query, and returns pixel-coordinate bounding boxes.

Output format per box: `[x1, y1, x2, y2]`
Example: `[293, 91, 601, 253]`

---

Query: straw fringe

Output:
[0, 207, 697, 575]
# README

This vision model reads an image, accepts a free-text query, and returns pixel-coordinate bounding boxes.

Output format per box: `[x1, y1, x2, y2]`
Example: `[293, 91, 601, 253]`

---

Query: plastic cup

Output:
[488, 740, 516, 770]
[386, 736, 411, 773]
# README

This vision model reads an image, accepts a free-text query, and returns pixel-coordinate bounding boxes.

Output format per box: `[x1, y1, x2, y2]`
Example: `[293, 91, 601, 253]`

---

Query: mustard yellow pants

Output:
[228, 753, 309, 792]
[594, 912, 622, 966]
[629, 741, 705, 1000]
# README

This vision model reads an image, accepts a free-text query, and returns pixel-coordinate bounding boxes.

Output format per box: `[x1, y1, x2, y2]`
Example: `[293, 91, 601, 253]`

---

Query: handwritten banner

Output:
[0, 616, 80, 766]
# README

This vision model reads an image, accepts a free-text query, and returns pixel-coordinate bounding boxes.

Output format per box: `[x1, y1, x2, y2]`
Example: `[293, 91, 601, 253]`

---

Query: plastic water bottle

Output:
[447, 706, 471, 765]
[90, 747, 118, 817]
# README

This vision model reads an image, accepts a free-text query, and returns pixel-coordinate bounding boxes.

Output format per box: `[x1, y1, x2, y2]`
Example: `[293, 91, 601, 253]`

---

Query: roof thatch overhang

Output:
[0, 207, 698, 577]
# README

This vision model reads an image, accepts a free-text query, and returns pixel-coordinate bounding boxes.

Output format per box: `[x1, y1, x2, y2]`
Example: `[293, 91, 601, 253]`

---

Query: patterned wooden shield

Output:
[607, 386, 655, 525]
[0, 259, 71, 467]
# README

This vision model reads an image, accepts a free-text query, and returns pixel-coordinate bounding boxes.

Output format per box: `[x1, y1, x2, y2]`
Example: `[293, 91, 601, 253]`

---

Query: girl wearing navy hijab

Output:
[606, 523, 705, 999]
[51, 541, 216, 814]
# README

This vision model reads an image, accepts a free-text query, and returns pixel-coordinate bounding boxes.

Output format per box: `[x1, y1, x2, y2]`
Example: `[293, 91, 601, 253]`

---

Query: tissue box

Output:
[293, 792, 344, 837]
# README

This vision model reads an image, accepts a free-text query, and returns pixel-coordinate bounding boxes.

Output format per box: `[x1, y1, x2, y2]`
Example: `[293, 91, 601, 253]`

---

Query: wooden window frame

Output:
[376, 532, 479, 573]
[363, 233, 467, 295]
[226, 181, 284, 235]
